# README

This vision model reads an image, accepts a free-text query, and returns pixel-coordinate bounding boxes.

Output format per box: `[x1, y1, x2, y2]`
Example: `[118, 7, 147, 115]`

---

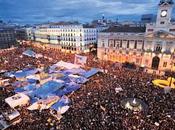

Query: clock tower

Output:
[156, 0, 174, 28]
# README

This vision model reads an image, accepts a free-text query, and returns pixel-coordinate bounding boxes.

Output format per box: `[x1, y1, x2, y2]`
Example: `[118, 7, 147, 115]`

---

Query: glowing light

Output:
[133, 98, 137, 105]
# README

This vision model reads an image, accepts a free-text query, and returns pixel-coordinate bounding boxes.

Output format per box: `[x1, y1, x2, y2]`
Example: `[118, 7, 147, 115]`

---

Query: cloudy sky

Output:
[0, 0, 173, 24]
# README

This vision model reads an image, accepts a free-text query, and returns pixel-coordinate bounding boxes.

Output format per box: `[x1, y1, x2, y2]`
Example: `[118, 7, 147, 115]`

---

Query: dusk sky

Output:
[0, 0, 174, 24]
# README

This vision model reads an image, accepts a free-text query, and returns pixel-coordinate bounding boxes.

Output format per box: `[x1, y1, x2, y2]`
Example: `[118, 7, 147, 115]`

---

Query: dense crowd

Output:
[0, 43, 174, 130]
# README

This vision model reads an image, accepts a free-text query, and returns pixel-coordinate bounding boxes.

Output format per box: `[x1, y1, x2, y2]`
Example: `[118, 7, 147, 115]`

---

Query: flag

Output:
[74, 54, 87, 66]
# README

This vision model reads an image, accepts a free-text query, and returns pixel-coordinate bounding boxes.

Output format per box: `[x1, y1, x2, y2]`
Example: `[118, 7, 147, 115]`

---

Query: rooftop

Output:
[102, 25, 146, 33]
[82, 24, 96, 28]
[49, 21, 80, 26]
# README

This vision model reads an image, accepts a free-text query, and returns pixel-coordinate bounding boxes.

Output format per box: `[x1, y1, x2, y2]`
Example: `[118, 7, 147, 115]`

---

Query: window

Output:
[155, 44, 162, 52]
[147, 29, 154, 32]
[102, 40, 105, 47]
[120, 41, 122, 48]
[127, 41, 129, 48]
[115, 40, 120, 48]
[109, 40, 114, 47]
[163, 62, 167, 67]
[169, 29, 175, 32]
[133, 41, 137, 49]
[160, 21, 165, 24]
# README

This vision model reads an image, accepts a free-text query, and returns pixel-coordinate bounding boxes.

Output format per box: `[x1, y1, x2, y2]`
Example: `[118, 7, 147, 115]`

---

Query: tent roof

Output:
[83, 68, 101, 78]
[22, 50, 36, 57]
[50, 61, 80, 70]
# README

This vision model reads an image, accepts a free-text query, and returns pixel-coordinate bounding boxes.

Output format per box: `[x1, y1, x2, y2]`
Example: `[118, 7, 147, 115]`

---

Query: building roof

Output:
[102, 26, 146, 33]
[49, 21, 80, 26]
[83, 24, 96, 28]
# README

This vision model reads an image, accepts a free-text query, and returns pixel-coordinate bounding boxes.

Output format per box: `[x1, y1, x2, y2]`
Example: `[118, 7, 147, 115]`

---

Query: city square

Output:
[0, 0, 175, 130]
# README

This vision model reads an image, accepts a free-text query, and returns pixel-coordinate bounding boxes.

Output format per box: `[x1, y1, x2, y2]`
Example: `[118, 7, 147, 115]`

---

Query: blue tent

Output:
[62, 68, 86, 75]
[83, 68, 101, 78]
[53, 82, 80, 96]
[51, 96, 70, 111]
[59, 76, 72, 83]
[22, 50, 36, 57]
[23, 84, 36, 91]
[62, 83, 80, 95]
[27, 78, 38, 84]
[69, 75, 88, 84]
[13, 68, 38, 78]
[14, 87, 25, 93]
[31, 81, 63, 98]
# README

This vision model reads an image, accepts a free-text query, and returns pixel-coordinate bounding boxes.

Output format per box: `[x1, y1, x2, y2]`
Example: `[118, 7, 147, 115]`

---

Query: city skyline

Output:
[1, 0, 174, 24]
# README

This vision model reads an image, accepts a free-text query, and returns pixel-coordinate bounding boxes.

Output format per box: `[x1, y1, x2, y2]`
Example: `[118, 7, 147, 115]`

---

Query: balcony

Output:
[163, 50, 172, 55]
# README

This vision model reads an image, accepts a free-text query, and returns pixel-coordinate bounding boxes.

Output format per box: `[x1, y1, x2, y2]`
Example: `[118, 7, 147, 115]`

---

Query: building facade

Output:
[0, 26, 16, 49]
[97, 0, 175, 72]
[97, 26, 145, 64]
[26, 27, 36, 41]
[28, 24, 97, 53]
[15, 28, 27, 41]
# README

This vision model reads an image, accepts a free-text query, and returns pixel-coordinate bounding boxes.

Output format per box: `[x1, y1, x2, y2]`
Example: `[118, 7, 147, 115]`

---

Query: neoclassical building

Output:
[27, 23, 97, 53]
[97, 0, 175, 72]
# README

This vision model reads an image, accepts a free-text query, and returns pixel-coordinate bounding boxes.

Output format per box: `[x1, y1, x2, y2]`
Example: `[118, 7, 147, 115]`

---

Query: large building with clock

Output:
[97, 0, 175, 73]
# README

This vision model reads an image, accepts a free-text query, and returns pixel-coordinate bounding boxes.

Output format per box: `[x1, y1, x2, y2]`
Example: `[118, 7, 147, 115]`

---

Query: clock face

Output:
[161, 10, 167, 17]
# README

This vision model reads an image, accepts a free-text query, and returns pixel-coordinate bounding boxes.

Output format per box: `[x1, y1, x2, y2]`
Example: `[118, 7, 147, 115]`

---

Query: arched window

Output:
[155, 44, 162, 52]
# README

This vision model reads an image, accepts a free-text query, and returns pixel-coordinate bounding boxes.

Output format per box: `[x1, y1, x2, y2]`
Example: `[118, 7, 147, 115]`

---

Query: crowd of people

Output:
[0, 43, 174, 130]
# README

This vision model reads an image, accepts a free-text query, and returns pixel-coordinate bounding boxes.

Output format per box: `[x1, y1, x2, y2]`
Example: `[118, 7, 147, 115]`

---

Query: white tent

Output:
[27, 96, 59, 111]
[57, 106, 70, 114]
[5, 93, 30, 108]
[50, 61, 80, 70]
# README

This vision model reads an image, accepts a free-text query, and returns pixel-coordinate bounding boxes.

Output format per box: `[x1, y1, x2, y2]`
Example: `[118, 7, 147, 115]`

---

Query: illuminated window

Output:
[163, 62, 167, 67]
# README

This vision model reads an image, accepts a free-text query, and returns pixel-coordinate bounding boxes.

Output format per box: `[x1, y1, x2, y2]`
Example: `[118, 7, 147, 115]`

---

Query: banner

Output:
[74, 54, 87, 66]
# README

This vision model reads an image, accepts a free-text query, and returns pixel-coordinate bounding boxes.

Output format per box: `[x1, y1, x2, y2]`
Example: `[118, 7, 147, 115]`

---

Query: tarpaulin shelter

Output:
[51, 96, 70, 114]
[50, 61, 80, 71]
[68, 74, 88, 84]
[30, 81, 64, 98]
[14, 87, 25, 93]
[83, 68, 101, 78]
[5, 93, 30, 108]
[13, 68, 38, 78]
[53, 82, 80, 96]
[27, 96, 60, 111]
[23, 84, 36, 91]
[22, 50, 36, 57]
[62, 68, 86, 75]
